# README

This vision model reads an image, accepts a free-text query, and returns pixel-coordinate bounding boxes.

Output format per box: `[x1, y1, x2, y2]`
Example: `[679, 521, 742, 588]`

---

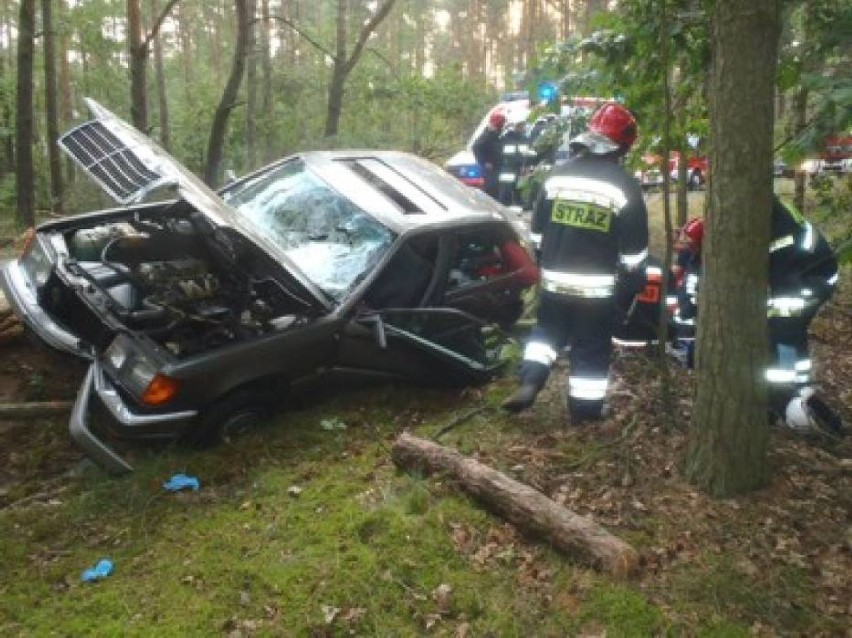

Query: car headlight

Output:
[20, 236, 53, 288]
[104, 335, 181, 406]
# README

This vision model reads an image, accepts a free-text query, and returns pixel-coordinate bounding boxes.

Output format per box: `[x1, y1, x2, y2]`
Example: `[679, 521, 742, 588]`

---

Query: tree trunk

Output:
[128, 0, 148, 132]
[204, 0, 249, 186]
[245, 0, 258, 170]
[792, 87, 808, 212]
[15, 0, 37, 228]
[260, 0, 273, 162]
[58, 0, 75, 184]
[391, 433, 639, 578]
[323, 0, 396, 138]
[152, 0, 171, 150]
[42, 0, 64, 215]
[686, 0, 781, 497]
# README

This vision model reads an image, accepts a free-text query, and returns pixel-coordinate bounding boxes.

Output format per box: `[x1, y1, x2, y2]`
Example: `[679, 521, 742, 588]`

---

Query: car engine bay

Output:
[52, 210, 312, 358]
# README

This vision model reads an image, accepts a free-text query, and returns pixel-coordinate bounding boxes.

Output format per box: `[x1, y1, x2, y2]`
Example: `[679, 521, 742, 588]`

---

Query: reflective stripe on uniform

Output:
[766, 368, 796, 384]
[801, 222, 815, 251]
[769, 234, 795, 252]
[569, 376, 608, 400]
[646, 266, 663, 276]
[544, 176, 628, 211]
[503, 144, 518, 154]
[540, 269, 616, 298]
[685, 274, 699, 295]
[767, 296, 806, 317]
[530, 232, 542, 247]
[620, 248, 648, 270]
[499, 172, 517, 182]
[523, 341, 558, 367]
[827, 271, 839, 286]
[795, 359, 812, 372]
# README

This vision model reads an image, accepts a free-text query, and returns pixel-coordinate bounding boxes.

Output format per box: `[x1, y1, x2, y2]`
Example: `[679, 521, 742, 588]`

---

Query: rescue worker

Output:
[498, 118, 530, 207]
[766, 197, 839, 429]
[671, 217, 704, 339]
[472, 111, 506, 199]
[502, 103, 649, 422]
[663, 199, 840, 432]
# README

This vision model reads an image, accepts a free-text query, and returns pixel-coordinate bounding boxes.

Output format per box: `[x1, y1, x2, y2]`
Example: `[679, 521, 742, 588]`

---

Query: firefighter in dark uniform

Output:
[766, 197, 839, 429]
[502, 103, 649, 422]
[498, 118, 530, 207]
[472, 111, 507, 199]
[670, 217, 704, 354]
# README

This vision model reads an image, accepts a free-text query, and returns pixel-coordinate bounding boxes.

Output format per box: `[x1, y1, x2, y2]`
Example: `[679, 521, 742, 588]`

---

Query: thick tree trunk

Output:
[42, 0, 64, 215]
[686, 0, 781, 497]
[204, 0, 249, 186]
[58, 0, 75, 184]
[15, 0, 37, 228]
[391, 433, 639, 578]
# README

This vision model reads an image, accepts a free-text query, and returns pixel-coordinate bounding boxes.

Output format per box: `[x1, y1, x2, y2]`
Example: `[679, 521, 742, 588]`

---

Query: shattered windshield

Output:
[223, 160, 395, 301]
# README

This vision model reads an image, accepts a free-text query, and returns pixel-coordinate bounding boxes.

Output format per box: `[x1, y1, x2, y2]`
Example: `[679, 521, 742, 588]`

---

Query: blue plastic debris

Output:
[163, 473, 200, 492]
[81, 559, 114, 583]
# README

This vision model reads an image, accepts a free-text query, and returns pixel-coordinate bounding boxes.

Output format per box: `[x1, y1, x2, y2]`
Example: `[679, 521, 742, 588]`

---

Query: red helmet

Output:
[489, 111, 507, 129]
[682, 217, 705, 244]
[588, 102, 638, 152]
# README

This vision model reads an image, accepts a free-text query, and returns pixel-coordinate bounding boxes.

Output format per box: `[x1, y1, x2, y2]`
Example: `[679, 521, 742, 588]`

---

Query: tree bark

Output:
[42, 0, 64, 215]
[204, 0, 249, 186]
[686, 0, 781, 497]
[391, 433, 639, 578]
[152, 0, 171, 150]
[260, 0, 273, 162]
[245, 0, 258, 170]
[0, 401, 73, 418]
[15, 0, 37, 228]
[128, 0, 148, 132]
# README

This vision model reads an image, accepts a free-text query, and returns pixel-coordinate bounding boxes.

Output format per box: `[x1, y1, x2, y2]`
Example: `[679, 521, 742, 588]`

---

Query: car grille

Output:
[59, 121, 161, 204]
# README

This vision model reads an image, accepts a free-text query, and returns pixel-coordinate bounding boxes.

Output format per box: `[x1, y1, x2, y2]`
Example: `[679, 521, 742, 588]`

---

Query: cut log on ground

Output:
[391, 432, 639, 578]
[0, 401, 74, 419]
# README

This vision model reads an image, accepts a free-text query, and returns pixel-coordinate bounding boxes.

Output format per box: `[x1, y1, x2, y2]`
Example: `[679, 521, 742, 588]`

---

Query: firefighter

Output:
[472, 111, 507, 199]
[766, 197, 840, 430]
[671, 217, 704, 338]
[662, 199, 841, 432]
[502, 102, 649, 422]
[498, 118, 530, 207]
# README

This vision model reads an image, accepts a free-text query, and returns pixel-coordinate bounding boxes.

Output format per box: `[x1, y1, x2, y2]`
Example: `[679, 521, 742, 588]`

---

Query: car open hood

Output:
[59, 98, 331, 313]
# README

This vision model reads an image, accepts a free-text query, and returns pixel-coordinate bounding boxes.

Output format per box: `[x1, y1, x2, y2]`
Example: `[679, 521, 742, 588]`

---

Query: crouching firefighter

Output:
[766, 196, 841, 431]
[502, 103, 649, 422]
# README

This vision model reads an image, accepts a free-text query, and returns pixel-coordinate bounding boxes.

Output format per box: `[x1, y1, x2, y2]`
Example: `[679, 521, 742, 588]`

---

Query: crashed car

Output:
[1, 99, 539, 473]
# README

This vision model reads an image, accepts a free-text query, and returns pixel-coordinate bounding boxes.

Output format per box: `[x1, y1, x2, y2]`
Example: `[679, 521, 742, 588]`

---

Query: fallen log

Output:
[0, 401, 74, 419]
[391, 432, 639, 578]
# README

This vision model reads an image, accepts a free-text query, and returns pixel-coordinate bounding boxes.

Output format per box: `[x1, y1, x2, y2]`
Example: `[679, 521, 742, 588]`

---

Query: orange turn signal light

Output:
[141, 374, 181, 406]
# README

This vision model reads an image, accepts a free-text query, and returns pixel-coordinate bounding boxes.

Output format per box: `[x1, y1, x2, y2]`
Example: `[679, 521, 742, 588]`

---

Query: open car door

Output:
[336, 308, 510, 387]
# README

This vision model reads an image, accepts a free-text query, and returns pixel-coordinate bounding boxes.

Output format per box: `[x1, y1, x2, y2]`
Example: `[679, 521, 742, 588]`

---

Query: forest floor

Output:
[0, 279, 849, 635]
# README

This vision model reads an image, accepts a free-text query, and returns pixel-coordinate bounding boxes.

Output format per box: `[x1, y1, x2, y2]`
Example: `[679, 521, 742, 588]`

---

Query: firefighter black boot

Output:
[501, 383, 542, 413]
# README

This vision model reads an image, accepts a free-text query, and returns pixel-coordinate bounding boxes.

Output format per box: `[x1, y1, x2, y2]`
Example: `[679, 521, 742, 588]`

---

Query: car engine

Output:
[61, 214, 303, 358]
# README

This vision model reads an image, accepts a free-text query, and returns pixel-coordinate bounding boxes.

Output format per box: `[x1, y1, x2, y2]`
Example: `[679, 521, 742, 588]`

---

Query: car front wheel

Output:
[185, 389, 274, 448]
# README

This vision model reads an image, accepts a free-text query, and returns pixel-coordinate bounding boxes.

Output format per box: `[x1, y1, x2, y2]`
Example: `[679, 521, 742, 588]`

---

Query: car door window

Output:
[446, 229, 510, 290]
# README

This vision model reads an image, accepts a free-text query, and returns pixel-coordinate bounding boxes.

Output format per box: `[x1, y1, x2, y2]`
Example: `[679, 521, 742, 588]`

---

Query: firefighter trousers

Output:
[519, 291, 615, 420]
[766, 297, 827, 414]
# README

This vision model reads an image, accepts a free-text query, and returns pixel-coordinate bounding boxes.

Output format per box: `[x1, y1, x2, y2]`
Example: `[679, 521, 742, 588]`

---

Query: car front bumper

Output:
[70, 361, 198, 474]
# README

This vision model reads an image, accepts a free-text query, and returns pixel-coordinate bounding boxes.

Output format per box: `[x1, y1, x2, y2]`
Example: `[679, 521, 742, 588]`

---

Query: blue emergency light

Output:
[538, 82, 559, 104]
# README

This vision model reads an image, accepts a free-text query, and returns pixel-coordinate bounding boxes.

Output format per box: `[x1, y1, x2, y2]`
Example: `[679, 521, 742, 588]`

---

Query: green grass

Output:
[2, 380, 834, 635]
